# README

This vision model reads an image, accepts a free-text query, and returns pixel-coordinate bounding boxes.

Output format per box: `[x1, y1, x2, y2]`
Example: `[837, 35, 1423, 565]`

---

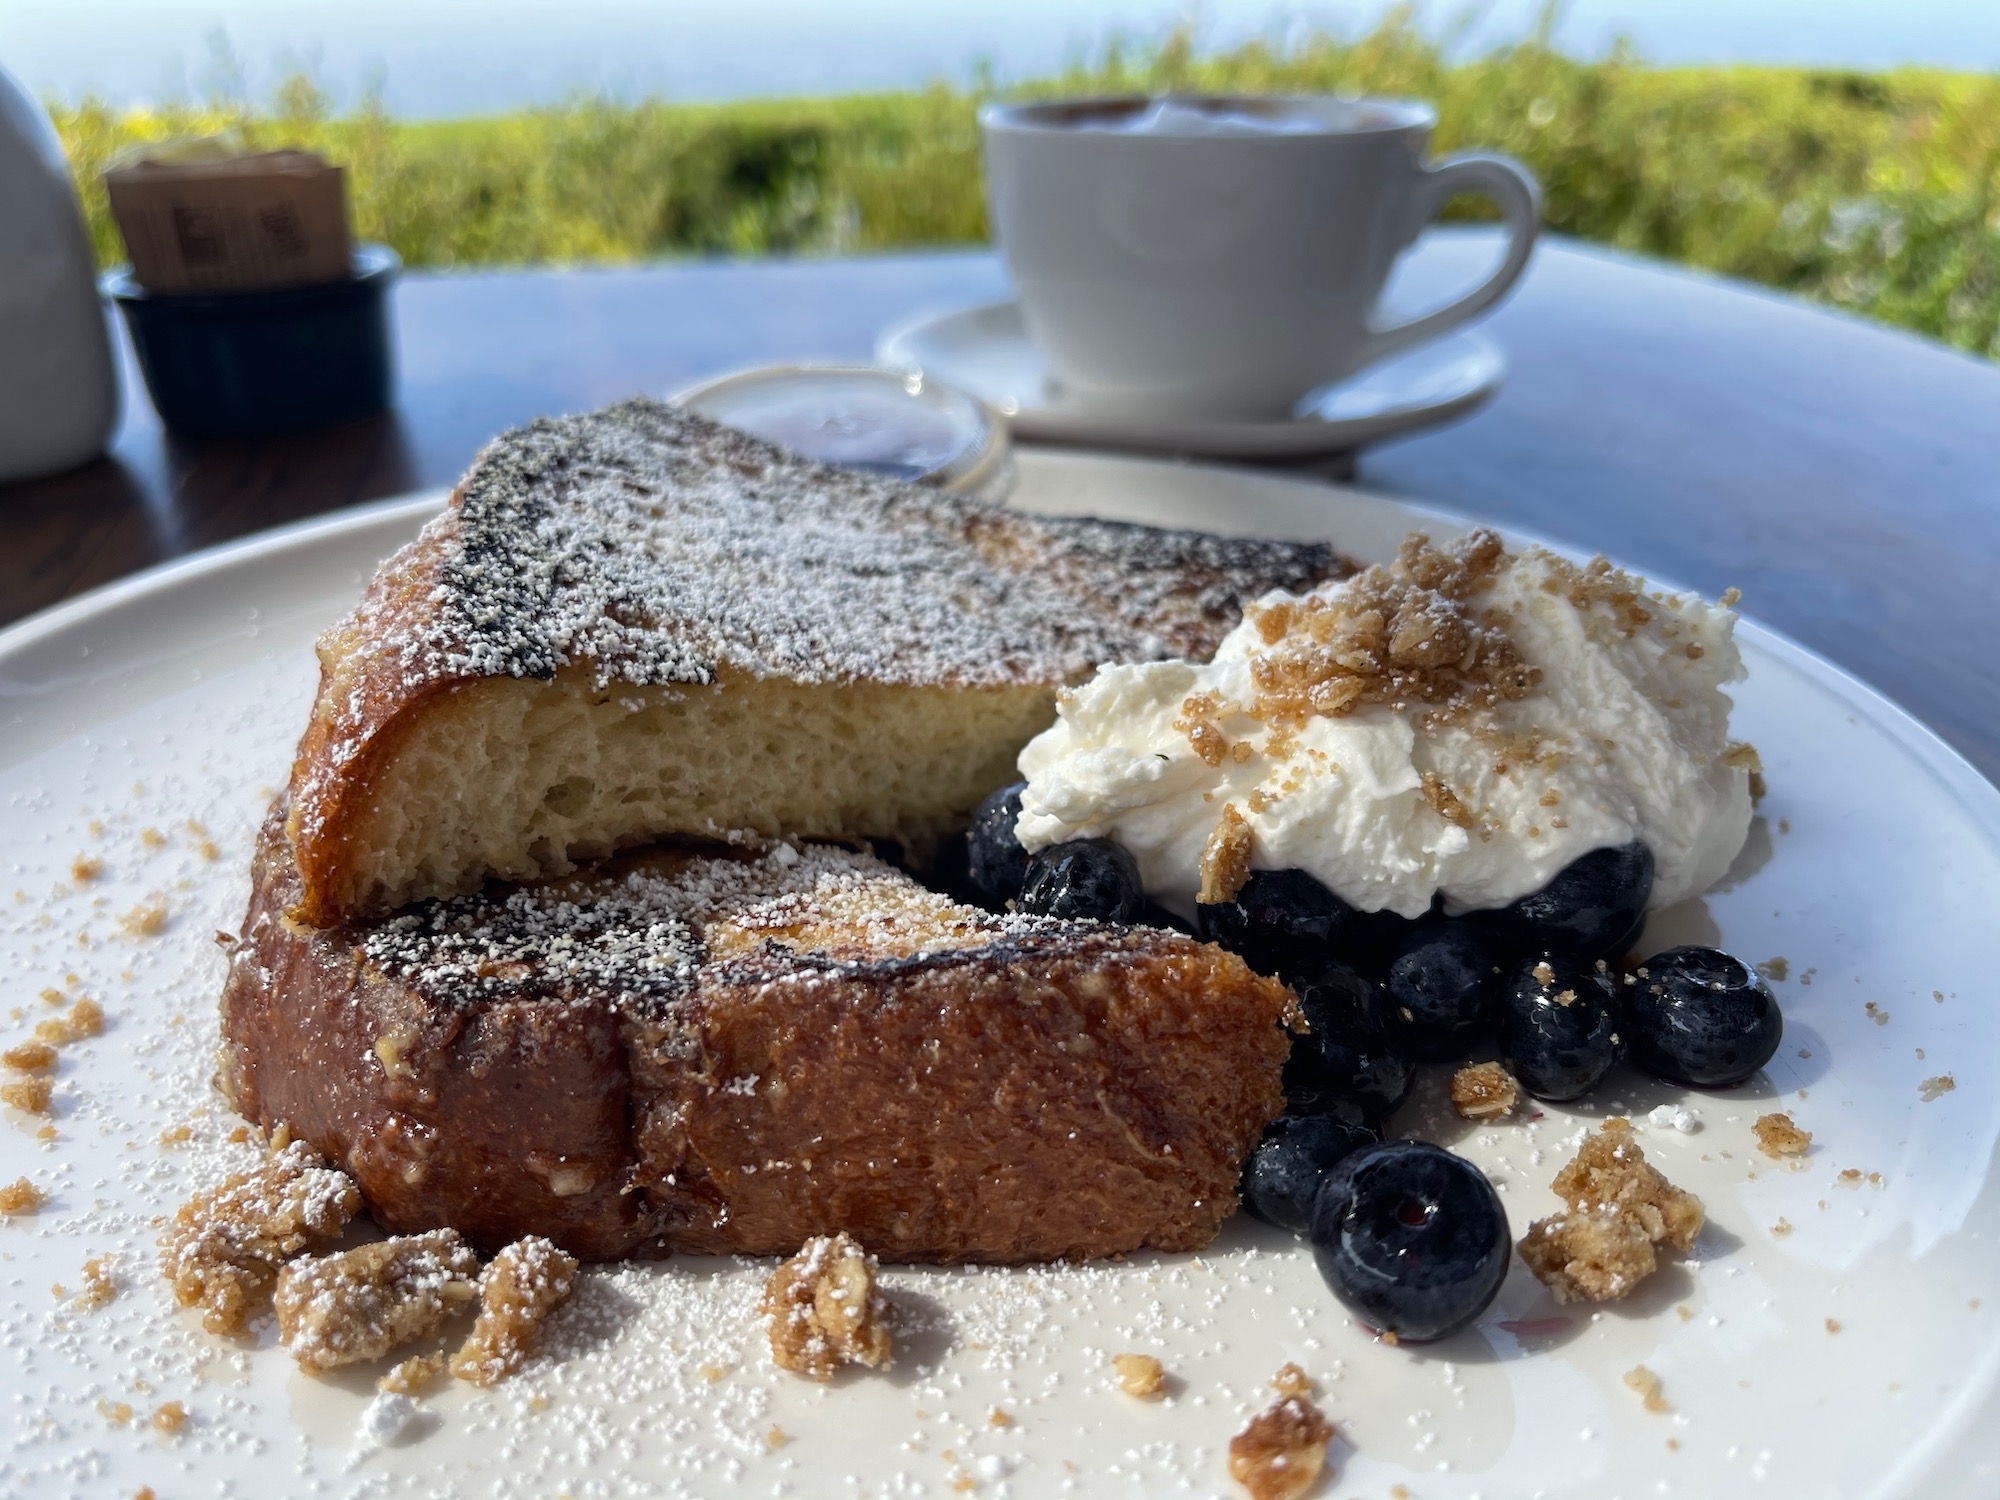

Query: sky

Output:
[4, 0, 1997, 118]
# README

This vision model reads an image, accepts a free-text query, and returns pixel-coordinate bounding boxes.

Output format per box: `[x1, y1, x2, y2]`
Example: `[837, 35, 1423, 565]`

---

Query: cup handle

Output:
[1359, 153, 1542, 367]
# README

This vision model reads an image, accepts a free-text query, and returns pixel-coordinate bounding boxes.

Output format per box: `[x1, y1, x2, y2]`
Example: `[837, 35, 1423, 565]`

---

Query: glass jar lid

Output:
[672, 364, 1008, 494]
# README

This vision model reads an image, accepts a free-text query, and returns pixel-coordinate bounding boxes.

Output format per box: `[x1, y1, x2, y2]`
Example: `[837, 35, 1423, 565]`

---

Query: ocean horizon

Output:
[7, 0, 1997, 119]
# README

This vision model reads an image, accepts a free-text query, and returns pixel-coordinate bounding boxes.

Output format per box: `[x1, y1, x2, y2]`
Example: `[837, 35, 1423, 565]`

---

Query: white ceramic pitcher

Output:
[0, 64, 119, 485]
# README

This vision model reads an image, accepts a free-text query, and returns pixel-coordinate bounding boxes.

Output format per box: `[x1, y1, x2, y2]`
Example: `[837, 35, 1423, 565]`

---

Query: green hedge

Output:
[50, 22, 2000, 357]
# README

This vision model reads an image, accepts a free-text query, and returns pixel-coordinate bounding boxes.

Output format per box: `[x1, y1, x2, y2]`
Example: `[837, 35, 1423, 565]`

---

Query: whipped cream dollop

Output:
[1016, 533, 1755, 921]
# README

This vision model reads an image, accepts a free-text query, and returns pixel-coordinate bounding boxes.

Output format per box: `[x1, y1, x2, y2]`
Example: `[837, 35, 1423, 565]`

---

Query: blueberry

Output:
[1384, 921, 1503, 1062]
[966, 781, 1032, 905]
[1282, 962, 1413, 1121]
[1309, 1140, 1511, 1342]
[1623, 946, 1783, 1088]
[1496, 953, 1624, 1101]
[1197, 869, 1407, 978]
[927, 830, 976, 902]
[1016, 838, 1146, 923]
[1240, 1108, 1384, 1235]
[1475, 841, 1655, 960]
[1282, 1086, 1380, 1124]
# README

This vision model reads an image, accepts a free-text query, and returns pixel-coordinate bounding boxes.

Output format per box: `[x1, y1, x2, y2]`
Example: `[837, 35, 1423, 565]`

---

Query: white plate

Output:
[875, 301, 1504, 457]
[2, 451, 1997, 1500]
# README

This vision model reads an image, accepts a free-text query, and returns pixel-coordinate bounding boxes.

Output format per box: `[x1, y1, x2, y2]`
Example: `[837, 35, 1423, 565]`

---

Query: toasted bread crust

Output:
[285, 401, 1342, 924]
[223, 807, 1297, 1263]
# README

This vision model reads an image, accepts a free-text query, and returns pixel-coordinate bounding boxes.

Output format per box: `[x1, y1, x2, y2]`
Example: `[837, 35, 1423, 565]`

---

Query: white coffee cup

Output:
[980, 95, 1540, 419]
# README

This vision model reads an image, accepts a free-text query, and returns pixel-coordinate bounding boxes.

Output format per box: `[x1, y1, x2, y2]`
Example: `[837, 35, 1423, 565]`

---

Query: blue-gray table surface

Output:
[5, 229, 1998, 783]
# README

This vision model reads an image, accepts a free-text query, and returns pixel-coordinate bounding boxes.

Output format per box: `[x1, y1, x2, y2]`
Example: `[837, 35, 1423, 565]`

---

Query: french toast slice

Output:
[286, 399, 1340, 924]
[221, 806, 1299, 1263]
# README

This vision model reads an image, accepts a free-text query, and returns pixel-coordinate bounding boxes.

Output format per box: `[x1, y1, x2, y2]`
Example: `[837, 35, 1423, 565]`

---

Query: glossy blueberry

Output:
[1309, 1140, 1512, 1342]
[1282, 962, 1414, 1121]
[1016, 838, 1146, 923]
[1196, 868, 1407, 979]
[1476, 841, 1655, 960]
[966, 781, 1032, 905]
[1384, 920, 1504, 1062]
[1496, 952, 1624, 1101]
[1623, 945, 1783, 1088]
[1240, 1108, 1384, 1235]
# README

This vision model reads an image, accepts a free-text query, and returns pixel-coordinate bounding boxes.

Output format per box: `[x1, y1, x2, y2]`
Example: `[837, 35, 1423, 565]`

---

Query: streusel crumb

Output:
[450, 1236, 578, 1387]
[1270, 1362, 1313, 1398]
[275, 1229, 480, 1372]
[762, 1232, 892, 1381]
[379, 1352, 448, 1395]
[119, 898, 168, 937]
[1227, 1394, 1336, 1500]
[1519, 1121, 1703, 1303]
[1623, 1364, 1670, 1412]
[2, 1040, 56, 1071]
[1200, 804, 1254, 905]
[160, 1142, 361, 1335]
[149, 1401, 186, 1435]
[34, 997, 103, 1045]
[1551, 1119, 1703, 1252]
[1112, 1352, 1165, 1399]
[1518, 1208, 1659, 1303]
[1753, 1112, 1812, 1158]
[1, 1176, 46, 1215]
[2, 1076, 52, 1114]
[1174, 690, 1233, 768]
[1244, 528, 1534, 732]
[77, 1254, 117, 1309]
[1449, 1061, 1520, 1120]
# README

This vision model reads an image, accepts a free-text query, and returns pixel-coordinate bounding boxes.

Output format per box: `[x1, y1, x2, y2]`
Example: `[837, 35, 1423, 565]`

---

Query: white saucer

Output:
[875, 300, 1503, 457]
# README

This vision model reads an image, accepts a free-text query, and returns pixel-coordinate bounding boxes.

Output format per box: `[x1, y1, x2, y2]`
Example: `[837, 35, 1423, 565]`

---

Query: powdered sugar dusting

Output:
[356, 842, 1114, 1017]
[379, 399, 1337, 694]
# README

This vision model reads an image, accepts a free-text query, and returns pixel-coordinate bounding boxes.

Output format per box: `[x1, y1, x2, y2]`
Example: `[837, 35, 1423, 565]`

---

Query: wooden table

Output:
[6, 229, 1999, 784]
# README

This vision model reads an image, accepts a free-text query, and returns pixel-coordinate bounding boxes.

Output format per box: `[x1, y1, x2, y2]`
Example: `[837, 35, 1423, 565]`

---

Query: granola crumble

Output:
[761, 1232, 892, 1381]
[1227, 1394, 1336, 1500]
[450, 1236, 578, 1386]
[1752, 1112, 1812, 1158]
[275, 1229, 480, 1372]
[159, 1142, 361, 1335]
[1449, 1061, 1520, 1120]
[1518, 1121, 1703, 1303]
[1, 1177, 46, 1215]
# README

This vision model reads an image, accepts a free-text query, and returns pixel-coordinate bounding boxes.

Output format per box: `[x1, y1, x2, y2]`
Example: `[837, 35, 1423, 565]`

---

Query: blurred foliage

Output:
[49, 13, 2000, 357]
